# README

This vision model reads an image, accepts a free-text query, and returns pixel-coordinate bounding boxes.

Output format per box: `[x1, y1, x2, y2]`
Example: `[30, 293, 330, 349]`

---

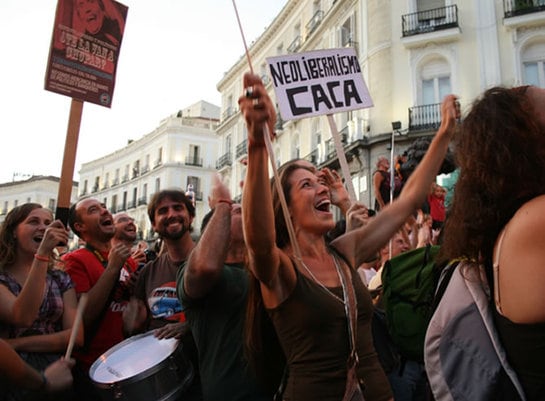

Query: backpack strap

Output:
[492, 229, 508, 315]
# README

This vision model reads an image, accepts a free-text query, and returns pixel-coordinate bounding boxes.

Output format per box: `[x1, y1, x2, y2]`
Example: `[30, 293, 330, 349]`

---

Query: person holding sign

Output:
[239, 72, 459, 401]
[0, 204, 81, 400]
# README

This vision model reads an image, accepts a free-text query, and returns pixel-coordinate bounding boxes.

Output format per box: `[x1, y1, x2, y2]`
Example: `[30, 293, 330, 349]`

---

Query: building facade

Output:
[0, 176, 79, 224]
[78, 100, 220, 239]
[216, 0, 545, 206]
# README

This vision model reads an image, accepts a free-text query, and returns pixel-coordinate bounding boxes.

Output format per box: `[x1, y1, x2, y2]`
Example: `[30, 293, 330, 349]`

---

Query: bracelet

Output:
[216, 199, 233, 206]
[34, 254, 50, 263]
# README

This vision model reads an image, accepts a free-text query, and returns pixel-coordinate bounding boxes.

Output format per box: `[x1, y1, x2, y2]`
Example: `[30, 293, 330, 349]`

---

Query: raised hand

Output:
[107, 243, 131, 272]
[238, 73, 276, 147]
[36, 220, 69, 256]
[208, 173, 232, 209]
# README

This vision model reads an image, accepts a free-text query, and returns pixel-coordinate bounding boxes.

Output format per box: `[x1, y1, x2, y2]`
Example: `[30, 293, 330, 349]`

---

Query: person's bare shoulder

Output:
[495, 194, 545, 323]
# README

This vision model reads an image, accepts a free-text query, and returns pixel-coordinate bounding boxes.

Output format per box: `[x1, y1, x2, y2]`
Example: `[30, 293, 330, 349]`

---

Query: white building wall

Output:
[215, 0, 545, 207]
[0, 176, 78, 224]
[78, 101, 220, 239]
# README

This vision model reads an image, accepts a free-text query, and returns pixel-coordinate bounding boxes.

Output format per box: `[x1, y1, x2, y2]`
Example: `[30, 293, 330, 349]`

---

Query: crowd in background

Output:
[0, 77, 544, 401]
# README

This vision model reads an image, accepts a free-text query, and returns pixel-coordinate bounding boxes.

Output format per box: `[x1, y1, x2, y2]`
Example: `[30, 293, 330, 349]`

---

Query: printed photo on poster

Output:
[45, 0, 128, 108]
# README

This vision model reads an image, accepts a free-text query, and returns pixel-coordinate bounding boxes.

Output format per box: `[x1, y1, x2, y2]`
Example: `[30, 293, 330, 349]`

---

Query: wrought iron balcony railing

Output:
[402, 5, 459, 37]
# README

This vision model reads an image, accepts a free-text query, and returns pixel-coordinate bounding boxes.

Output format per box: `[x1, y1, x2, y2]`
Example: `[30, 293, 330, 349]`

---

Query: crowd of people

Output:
[0, 74, 543, 401]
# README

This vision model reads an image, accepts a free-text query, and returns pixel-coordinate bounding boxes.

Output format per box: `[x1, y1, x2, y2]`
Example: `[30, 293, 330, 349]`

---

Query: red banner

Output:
[45, 0, 128, 108]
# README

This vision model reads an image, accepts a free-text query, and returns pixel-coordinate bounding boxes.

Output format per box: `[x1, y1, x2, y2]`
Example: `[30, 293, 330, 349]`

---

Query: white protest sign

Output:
[267, 47, 373, 121]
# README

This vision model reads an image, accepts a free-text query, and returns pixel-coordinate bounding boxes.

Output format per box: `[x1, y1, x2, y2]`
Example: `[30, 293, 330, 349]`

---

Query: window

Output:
[225, 134, 232, 152]
[93, 176, 100, 192]
[416, 0, 445, 11]
[340, 14, 356, 47]
[27, 197, 31, 203]
[143, 183, 148, 198]
[133, 187, 137, 203]
[419, 57, 451, 104]
[83, 179, 88, 194]
[155, 178, 161, 193]
[133, 160, 140, 178]
[14, 200, 18, 207]
[112, 195, 117, 212]
[291, 134, 300, 160]
[260, 63, 270, 84]
[157, 147, 163, 165]
[186, 176, 200, 202]
[522, 41, 545, 88]
[48, 198, 55, 210]
[189, 145, 200, 164]
[122, 191, 127, 210]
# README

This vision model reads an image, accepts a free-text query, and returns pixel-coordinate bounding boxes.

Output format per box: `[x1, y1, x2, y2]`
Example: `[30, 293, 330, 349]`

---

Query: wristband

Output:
[216, 199, 233, 207]
[34, 254, 50, 263]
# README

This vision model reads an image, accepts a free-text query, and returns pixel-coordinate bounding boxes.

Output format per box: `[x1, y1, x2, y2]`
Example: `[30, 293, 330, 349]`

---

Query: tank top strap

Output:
[493, 228, 508, 315]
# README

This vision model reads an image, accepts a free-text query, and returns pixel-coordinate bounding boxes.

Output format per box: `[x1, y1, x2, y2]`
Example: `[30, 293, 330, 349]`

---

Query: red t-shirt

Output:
[63, 248, 137, 372]
[428, 194, 446, 222]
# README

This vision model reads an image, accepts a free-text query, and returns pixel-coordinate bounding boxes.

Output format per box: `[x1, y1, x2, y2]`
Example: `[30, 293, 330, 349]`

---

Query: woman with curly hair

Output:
[437, 86, 545, 400]
[0, 203, 82, 400]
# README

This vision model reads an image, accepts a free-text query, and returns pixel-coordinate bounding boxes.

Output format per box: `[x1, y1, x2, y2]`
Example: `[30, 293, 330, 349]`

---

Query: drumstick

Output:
[65, 293, 88, 360]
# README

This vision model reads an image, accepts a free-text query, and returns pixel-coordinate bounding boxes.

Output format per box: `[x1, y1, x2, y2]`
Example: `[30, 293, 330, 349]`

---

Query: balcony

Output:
[306, 10, 324, 36]
[304, 149, 319, 165]
[409, 103, 441, 131]
[287, 35, 302, 53]
[122, 174, 129, 183]
[141, 165, 150, 174]
[138, 196, 147, 206]
[236, 139, 248, 158]
[194, 191, 204, 201]
[154, 159, 162, 169]
[504, 0, 545, 17]
[222, 106, 238, 121]
[127, 200, 136, 209]
[402, 5, 459, 37]
[216, 152, 233, 169]
[185, 156, 203, 167]
[112, 178, 119, 186]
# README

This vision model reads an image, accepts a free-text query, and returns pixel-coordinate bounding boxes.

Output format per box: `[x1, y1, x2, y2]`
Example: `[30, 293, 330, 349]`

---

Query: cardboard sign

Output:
[267, 47, 373, 121]
[44, 0, 128, 108]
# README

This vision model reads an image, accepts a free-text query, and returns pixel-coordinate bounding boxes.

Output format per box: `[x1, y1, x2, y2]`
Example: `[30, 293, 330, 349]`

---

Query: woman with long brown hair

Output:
[239, 72, 459, 401]
[0, 203, 82, 400]
[436, 86, 545, 400]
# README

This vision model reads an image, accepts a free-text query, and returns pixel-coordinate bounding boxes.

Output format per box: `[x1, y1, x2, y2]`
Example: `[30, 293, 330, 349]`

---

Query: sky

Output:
[0, 0, 287, 184]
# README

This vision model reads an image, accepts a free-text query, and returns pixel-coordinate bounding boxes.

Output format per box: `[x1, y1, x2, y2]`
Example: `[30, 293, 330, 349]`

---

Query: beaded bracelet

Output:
[34, 254, 50, 263]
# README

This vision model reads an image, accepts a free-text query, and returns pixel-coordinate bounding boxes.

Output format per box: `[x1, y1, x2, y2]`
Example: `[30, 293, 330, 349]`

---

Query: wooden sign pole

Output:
[326, 114, 357, 202]
[55, 98, 84, 226]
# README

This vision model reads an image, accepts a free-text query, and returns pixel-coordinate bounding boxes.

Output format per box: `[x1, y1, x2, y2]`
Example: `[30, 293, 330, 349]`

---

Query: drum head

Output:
[90, 331, 178, 384]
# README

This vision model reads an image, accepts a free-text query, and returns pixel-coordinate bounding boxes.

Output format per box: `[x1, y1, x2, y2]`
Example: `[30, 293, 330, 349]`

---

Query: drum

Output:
[89, 331, 193, 401]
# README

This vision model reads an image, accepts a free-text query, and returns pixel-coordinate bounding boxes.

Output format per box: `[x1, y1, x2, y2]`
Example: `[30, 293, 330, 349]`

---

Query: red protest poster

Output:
[44, 0, 128, 108]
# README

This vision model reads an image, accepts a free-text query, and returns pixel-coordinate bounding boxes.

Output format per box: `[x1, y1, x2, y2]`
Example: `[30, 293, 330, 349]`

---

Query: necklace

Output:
[294, 254, 345, 305]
